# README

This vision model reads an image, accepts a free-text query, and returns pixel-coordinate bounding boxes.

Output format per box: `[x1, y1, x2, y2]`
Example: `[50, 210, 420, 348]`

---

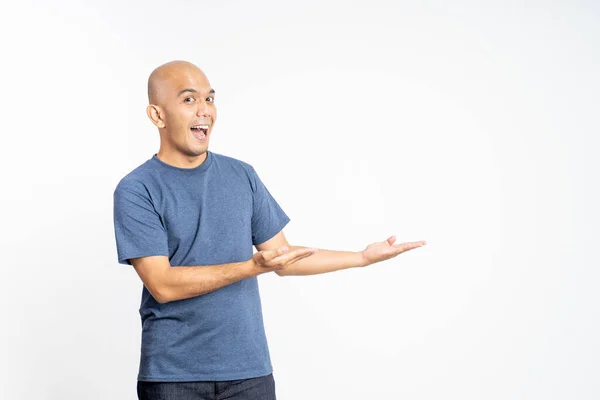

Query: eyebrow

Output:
[178, 88, 216, 96]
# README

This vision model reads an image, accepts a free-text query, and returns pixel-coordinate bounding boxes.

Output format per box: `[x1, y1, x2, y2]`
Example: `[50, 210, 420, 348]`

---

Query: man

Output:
[113, 60, 426, 400]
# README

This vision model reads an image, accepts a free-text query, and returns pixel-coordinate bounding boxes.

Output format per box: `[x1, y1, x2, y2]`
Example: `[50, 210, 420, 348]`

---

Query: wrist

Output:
[239, 259, 260, 278]
[243, 257, 275, 278]
[356, 251, 369, 268]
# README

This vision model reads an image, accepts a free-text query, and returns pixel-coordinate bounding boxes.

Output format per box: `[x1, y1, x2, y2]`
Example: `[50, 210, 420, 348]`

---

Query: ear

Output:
[146, 104, 166, 128]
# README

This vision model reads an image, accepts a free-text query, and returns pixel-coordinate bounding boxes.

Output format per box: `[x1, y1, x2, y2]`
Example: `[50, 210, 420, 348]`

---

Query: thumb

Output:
[386, 235, 396, 245]
[252, 251, 266, 264]
[261, 246, 288, 262]
[277, 246, 289, 255]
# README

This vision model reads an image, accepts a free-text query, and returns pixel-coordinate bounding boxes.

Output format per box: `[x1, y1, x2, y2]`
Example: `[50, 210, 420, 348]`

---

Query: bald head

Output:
[147, 60, 209, 105]
[145, 60, 217, 164]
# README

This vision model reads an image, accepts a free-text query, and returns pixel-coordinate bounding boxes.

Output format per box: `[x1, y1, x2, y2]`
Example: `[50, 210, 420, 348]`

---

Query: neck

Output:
[156, 149, 208, 169]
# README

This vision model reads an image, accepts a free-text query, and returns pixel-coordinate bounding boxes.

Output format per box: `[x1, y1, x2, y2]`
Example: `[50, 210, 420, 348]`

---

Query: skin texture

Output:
[131, 60, 426, 303]
[146, 60, 217, 169]
[256, 231, 426, 277]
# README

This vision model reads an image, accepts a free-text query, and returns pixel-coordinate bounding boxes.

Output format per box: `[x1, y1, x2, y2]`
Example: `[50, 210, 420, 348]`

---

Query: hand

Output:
[360, 236, 426, 267]
[251, 246, 317, 273]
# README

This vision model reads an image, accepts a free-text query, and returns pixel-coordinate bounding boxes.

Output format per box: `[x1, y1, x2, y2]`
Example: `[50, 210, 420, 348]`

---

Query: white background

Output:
[1, 0, 598, 399]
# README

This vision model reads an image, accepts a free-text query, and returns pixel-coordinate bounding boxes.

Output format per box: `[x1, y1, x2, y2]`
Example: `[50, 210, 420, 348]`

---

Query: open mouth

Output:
[191, 124, 209, 140]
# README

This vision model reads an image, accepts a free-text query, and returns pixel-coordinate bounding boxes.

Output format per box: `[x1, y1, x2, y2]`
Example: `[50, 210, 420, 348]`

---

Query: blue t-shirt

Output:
[112, 151, 290, 382]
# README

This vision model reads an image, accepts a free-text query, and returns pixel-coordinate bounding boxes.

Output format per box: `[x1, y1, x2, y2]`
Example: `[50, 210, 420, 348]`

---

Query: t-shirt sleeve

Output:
[249, 167, 291, 246]
[113, 180, 169, 265]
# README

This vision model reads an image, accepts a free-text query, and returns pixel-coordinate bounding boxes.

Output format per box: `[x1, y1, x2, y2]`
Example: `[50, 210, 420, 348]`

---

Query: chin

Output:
[188, 148, 208, 157]
[196, 144, 211, 155]
[178, 144, 206, 158]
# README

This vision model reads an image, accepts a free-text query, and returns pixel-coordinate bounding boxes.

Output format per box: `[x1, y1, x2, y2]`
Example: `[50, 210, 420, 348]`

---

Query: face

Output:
[148, 66, 217, 160]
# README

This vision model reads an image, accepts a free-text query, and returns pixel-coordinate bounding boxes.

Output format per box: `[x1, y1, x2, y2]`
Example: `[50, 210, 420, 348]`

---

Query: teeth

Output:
[192, 124, 209, 139]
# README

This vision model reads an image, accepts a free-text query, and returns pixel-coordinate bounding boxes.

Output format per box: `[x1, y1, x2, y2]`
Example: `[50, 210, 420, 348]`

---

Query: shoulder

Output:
[210, 152, 265, 192]
[211, 152, 255, 172]
[211, 151, 260, 180]
[113, 158, 156, 197]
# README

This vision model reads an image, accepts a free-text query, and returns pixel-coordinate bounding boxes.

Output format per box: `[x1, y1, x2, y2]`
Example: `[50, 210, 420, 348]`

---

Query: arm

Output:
[114, 182, 316, 304]
[256, 231, 426, 277]
[131, 246, 316, 303]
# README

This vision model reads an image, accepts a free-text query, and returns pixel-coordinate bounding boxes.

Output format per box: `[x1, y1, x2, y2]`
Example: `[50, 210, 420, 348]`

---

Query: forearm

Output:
[161, 261, 256, 302]
[277, 246, 365, 276]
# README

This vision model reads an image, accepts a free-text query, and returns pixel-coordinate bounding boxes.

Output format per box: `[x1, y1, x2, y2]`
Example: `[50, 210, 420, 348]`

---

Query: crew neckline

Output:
[151, 151, 213, 173]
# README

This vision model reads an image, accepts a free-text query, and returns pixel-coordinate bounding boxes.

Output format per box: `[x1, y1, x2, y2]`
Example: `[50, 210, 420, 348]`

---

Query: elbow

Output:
[131, 258, 176, 303]
[150, 285, 174, 304]
[154, 294, 171, 304]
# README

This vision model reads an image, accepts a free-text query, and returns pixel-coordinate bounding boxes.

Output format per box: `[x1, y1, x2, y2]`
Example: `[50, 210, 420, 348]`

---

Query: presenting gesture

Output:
[361, 236, 426, 267]
[254, 231, 426, 276]
[251, 246, 317, 273]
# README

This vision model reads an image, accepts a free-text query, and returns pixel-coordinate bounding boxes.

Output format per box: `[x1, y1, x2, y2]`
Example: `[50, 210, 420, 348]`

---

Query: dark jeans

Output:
[137, 373, 276, 400]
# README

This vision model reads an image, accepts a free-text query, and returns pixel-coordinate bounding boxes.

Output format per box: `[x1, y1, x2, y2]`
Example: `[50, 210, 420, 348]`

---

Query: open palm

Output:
[361, 236, 426, 266]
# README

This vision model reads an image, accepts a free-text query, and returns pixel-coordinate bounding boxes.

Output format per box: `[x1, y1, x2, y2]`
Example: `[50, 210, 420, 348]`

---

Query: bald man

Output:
[113, 60, 426, 400]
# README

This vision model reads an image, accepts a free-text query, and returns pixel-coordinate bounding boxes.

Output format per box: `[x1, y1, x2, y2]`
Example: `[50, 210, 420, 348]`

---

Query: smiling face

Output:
[146, 61, 217, 168]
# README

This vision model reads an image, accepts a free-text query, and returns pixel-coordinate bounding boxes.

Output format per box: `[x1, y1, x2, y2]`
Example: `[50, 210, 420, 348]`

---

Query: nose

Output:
[196, 100, 211, 117]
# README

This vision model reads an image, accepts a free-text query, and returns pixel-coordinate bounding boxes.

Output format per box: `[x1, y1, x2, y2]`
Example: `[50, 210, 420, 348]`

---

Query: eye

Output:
[184, 97, 195, 103]
[206, 96, 215, 103]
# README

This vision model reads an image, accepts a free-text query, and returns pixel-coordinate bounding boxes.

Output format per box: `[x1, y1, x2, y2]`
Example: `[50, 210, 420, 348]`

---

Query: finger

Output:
[261, 246, 289, 262]
[386, 235, 396, 246]
[280, 248, 317, 264]
[267, 248, 317, 267]
[285, 250, 317, 265]
[259, 250, 276, 262]
[253, 251, 266, 265]
[393, 241, 426, 253]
